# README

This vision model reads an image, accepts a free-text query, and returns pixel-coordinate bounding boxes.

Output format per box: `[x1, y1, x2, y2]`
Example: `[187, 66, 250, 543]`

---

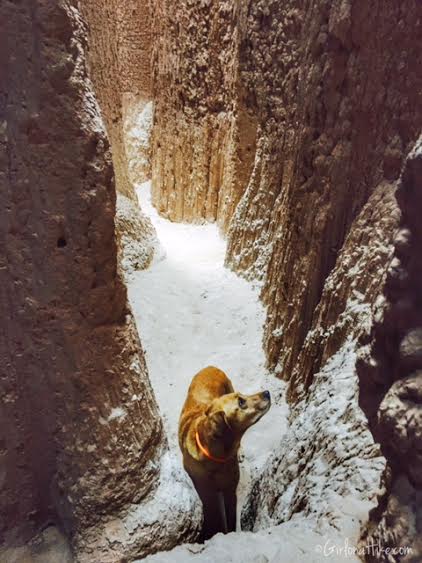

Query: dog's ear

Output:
[208, 410, 227, 437]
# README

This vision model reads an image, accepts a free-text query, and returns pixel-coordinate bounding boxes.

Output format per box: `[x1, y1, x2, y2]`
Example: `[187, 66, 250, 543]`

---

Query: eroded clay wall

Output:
[225, 2, 421, 559]
[229, 6, 421, 555]
[0, 2, 181, 561]
[357, 139, 422, 561]
[150, 0, 256, 231]
[79, 0, 152, 197]
[227, 0, 421, 386]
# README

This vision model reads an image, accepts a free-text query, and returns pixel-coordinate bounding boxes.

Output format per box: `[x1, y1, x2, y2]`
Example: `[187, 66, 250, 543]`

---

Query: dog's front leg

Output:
[217, 491, 228, 533]
[196, 485, 226, 540]
[223, 488, 237, 533]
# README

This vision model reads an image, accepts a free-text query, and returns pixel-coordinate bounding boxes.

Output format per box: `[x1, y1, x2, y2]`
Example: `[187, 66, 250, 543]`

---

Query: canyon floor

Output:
[127, 184, 368, 563]
[128, 181, 289, 516]
[0, 182, 383, 563]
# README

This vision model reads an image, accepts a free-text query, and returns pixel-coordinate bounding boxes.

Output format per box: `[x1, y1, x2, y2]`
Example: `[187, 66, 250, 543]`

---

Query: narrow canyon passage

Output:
[1, 2, 420, 562]
[128, 181, 288, 515]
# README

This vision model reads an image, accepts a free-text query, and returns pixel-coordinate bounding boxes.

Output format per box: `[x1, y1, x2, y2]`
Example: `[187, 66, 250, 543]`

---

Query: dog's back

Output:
[184, 366, 234, 407]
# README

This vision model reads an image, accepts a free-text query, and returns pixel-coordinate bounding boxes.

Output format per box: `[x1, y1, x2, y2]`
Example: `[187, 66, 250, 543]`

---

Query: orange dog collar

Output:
[195, 430, 228, 463]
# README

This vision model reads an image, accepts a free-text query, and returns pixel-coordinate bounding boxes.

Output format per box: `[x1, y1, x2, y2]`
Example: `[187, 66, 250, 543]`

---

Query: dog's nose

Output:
[262, 390, 271, 401]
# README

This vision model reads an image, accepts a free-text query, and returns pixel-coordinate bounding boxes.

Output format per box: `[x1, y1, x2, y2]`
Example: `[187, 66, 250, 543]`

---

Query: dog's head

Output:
[207, 390, 271, 436]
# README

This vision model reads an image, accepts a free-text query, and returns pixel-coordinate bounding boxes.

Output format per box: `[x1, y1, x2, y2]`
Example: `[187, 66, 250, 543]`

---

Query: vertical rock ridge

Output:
[150, 0, 257, 231]
[357, 138, 422, 561]
[0, 2, 198, 561]
[226, 0, 421, 387]
[80, 0, 152, 198]
[288, 180, 400, 401]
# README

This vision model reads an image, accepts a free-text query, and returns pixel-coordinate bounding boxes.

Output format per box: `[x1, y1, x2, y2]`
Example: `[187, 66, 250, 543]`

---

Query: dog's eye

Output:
[238, 397, 247, 409]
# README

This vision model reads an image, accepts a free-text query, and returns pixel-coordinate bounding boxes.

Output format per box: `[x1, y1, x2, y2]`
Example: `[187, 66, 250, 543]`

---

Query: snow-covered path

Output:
[127, 181, 288, 513]
[127, 184, 375, 563]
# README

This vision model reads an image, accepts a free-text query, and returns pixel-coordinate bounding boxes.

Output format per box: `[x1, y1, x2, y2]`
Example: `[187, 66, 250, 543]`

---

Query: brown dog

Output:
[178, 366, 271, 540]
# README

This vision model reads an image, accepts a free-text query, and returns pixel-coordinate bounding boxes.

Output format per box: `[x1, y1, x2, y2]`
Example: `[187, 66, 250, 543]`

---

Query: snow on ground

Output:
[127, 181, 289, 518]
[141, 520, 334, 563]
[138, 342, 383, 563]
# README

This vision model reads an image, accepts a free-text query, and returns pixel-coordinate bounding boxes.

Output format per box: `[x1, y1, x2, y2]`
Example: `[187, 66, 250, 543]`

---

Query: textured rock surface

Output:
[239, 177, 399, 537]
[239, 140, 421, 562]
[75, 449, 202, 563]
[288, 181, 400, 401]
[227, 3, 421, 559]
[0, 2, 198, 561]
[0, 527, 73, 563]
[149, 1, 421, 560]
[226, 0, 421, 387]
[237, 168, 404, 555]
[242, 342, 386, 542]
[150, 0, 256, 231]
[80, 0, 152, 197]
[357, 139, 422, 562]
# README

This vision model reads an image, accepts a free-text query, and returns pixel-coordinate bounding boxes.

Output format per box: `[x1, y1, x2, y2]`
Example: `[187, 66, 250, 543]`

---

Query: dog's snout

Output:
[262, 390, 271, 401]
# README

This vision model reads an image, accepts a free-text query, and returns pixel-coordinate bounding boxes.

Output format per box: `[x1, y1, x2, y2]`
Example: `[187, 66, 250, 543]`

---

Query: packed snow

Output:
[127, 181, 289, 517]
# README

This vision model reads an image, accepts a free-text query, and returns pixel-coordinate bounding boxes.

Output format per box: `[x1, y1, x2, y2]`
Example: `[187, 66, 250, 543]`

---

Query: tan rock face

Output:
[358, 139, 422, 561]
[80, 0, 152, 198]
[150, 0, 256, 231]
[150, 1, 421, 559]
[0, 526, 73, 563]
[0, 2, 198, 561]
[288, 182, 400, 402]
[226, 4, 420, 556]
[227, 0, 421, 386]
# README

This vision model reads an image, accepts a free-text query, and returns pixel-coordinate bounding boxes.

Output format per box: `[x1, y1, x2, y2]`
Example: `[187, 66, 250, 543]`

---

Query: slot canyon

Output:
[0, 1, 421, 562]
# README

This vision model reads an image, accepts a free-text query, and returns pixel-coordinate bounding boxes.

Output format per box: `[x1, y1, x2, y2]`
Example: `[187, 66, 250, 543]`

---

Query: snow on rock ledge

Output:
[76, 449, 202, 563]
[242, 341, 386, 544]
[115, 192, 159, 277]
